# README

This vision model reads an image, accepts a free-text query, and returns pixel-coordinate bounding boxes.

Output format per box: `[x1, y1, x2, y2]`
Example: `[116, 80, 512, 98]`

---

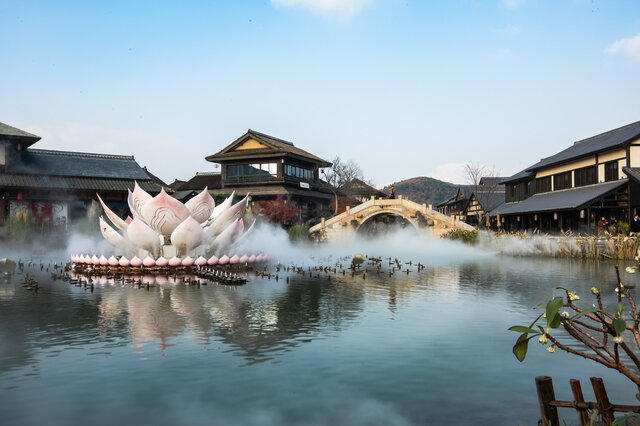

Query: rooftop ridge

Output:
[248, 129, 295, 146]
[573, 120, 640, 145]
[195, 171, 221, 176]
[27, 148, 135, 160]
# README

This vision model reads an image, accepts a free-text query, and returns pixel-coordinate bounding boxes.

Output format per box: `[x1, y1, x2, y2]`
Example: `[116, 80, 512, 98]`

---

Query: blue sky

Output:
[1, 0, 640, 186]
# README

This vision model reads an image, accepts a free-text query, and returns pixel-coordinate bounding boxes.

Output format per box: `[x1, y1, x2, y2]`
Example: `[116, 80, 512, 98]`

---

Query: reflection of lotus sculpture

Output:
[95, 183, 255, 260]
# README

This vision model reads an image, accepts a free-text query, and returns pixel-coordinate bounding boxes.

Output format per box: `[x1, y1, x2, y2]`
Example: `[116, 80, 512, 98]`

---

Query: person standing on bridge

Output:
[389, 185, 396, 199]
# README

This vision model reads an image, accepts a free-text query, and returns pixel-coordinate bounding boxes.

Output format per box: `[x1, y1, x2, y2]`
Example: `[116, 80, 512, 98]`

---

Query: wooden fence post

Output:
[536, 376, 559, 426]
[591, 377, 615, 426]
[570, 379, 590, 426]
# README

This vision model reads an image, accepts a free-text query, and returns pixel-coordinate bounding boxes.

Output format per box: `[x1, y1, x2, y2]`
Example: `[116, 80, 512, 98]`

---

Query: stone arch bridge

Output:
[309, 196, 474, 241]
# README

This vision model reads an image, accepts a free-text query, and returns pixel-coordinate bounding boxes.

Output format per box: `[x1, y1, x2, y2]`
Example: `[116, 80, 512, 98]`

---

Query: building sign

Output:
[300, 182, 309, 189]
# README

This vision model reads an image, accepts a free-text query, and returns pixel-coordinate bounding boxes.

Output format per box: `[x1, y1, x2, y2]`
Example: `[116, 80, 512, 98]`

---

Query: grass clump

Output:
[288, 224, 310, 243]
[441, 228, 478, 245]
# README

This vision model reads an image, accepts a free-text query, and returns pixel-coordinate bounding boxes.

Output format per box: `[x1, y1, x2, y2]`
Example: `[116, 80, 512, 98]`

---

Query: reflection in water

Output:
[1, 253, 640, 426]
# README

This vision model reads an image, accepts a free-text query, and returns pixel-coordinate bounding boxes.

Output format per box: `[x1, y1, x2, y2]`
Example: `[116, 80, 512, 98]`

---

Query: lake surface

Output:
[1, 238, 639, 425]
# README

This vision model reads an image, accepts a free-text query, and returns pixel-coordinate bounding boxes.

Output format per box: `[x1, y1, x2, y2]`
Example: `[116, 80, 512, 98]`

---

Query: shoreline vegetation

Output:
[442, 228, 640, 261]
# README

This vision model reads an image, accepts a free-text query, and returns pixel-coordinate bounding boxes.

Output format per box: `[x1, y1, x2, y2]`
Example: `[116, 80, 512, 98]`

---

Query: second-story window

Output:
[526, 180, 533, 196]
[574, 166, 596, 187]
[536, 176, 551, 193]
[553, 171, 572, 191]
[285, 164, 313, 180]
[604, 161, 618, 182]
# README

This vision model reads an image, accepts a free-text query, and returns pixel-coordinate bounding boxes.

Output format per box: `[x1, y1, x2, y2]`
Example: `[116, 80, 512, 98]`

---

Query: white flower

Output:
[613, 335, 624, 344]
[561, 311, 570, 319]
[591, 287, 600, 295]
[539, 335, 548, 344]
[626, 266, 637, 274]
[546, 346, 556, 353]
[568, 291, 580, 301]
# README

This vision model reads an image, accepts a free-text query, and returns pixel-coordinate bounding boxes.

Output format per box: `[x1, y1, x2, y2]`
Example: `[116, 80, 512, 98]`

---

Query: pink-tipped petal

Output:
[142, 256, 156, 267]
[168, 256, 182, 267]
[99, 255, 109, 266]
[108, 256, 119, 266]
[155, 256, 168, 267]
[91, 255, 100, 265]
[207, 255, 219, 266]
[218, 255, 230, 265]
[248, 254, 257, 263]
[194, 256, 208, 266]
[181, 256, 194, 266]
[229, 254, 240, 264]
[118, 256, 130, 267]
[130, 256, 143, 267]
[239, 254, 249, 263]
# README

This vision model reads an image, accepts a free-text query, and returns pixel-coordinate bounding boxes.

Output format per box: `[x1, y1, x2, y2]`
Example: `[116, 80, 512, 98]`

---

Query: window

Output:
[226, 163, 277, 182]
[553, 171, 572, 191]
[526, 180, 533, 196]
[284, 164, 313, 180]
[604, 161, 618, 182]
[574, 166, 596, 187]
[536, 176, 551, 193]
[509, 184, 516, 198]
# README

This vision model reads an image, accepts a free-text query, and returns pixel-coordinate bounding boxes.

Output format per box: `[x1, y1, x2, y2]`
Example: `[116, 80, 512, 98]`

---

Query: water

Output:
[1, 245, 639, 425]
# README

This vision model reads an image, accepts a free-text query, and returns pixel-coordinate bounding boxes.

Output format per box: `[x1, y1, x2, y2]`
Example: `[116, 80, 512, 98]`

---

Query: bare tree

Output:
[321, 156, 364, 215]
[464, 162, 501, 225]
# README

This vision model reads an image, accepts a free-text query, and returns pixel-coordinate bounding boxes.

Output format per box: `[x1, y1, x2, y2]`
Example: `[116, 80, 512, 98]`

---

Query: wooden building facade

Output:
[205, 130, 334, 224]
[496, 120, 640, 234]
[0, 122, 160, 229]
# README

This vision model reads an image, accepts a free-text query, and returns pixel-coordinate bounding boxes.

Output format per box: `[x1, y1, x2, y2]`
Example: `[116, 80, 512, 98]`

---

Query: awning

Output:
[494, 180, 628, 215]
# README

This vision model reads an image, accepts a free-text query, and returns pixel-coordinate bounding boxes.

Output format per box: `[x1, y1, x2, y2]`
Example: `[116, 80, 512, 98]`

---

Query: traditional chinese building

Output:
[436, 177, 505, 226]
[0, 122, 160, 228]
[205, 129, 334, 223]
[496, 120, 640, 233]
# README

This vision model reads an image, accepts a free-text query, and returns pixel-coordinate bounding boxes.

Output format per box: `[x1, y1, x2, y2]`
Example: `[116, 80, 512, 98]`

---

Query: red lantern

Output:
[17, 193, 23, 200]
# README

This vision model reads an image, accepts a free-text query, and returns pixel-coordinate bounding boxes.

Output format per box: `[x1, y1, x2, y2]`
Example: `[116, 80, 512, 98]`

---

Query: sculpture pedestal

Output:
[161, 245, 176, 258]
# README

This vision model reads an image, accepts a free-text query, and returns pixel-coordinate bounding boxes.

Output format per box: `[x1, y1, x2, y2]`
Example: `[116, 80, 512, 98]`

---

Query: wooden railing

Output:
[535, 376, 640, 425]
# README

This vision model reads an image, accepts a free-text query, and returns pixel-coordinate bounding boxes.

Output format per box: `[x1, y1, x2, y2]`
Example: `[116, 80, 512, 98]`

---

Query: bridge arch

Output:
[355, 209, 422, 233]
[309, 196, 474, 242]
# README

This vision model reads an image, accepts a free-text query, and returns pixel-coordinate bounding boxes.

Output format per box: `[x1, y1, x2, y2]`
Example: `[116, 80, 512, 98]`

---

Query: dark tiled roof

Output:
[494, 180, 627, 215]
[142, 166, 169, 189]
[7, 148, 151, 180]
[206, 129, 332, 167]
[340, 178, 385, 198]
[176, 172, 222, 191]
[209, 184, 334, 200]
[500, 169, 534, 184]
[0, 122, 41, 148]
[474, 190, 505, 212]
[0, 174, 160, 192]
[169, 179, 187, 190]
[479, 177, 507, 186]
[525, 120, 640, 172]
[623, 167, 640, 184]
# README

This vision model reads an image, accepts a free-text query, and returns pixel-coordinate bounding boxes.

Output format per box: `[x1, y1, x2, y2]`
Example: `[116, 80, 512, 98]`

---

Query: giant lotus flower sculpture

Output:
[97, 182, 255, 259]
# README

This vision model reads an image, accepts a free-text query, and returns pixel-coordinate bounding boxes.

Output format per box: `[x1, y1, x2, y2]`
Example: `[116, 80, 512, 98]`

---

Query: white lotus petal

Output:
[132, 181, 153, 221]
[99, 216, 130, 251]
[170, 216, 204, 256]
[126, 218, 161, 256]
[205, 194, 249, 239]
[202, 191, 235, 227]
[97, 194, 129, 232]
[210, 218, 244, 256]
[142, 188, 191, 236]
[185, 187, 216, 224]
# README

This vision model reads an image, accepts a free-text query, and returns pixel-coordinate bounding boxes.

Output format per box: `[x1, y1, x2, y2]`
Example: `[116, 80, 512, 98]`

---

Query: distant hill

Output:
[382, 177, 459, 206]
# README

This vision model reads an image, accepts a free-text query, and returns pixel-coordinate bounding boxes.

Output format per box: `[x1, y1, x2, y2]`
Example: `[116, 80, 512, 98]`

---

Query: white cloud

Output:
[271, 0, 373, 17]
[606, 32, 640, 64]
[502, 0, 525, 10]
[428, 162, 467, 185]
